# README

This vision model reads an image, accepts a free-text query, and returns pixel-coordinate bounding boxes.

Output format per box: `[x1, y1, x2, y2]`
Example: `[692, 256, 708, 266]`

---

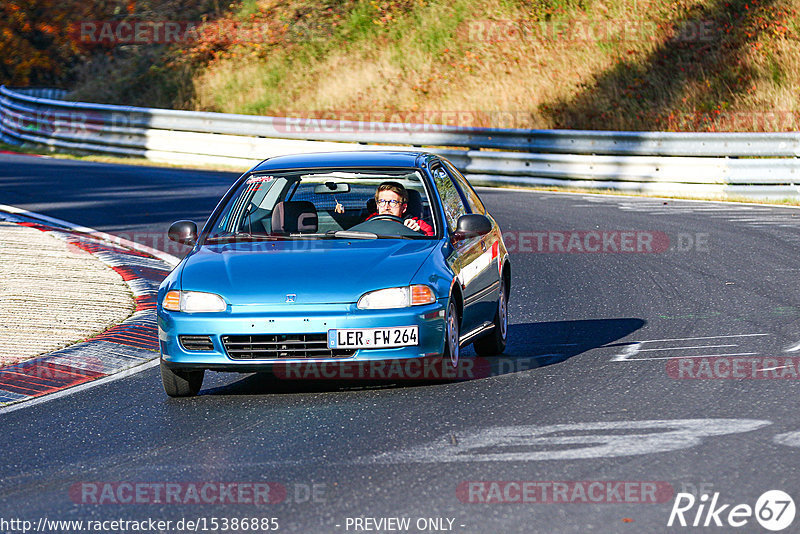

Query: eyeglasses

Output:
[376, 199, 405, 207]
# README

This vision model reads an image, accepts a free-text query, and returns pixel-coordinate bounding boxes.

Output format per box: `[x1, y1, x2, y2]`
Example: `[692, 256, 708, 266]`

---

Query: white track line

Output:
[620, 352, 761, 362]
[638, 344, 738, 352]
[628, 333, 769, 344]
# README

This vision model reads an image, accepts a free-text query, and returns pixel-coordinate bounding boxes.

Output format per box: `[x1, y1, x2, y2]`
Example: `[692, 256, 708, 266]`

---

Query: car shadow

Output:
[199, 318, 645, 396]
[483, 317, 646, 373]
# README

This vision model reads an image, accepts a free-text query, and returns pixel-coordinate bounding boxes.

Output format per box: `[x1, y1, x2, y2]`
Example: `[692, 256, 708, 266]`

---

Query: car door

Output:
[431, 161, 485, 336]
[442, 160, 503, 328]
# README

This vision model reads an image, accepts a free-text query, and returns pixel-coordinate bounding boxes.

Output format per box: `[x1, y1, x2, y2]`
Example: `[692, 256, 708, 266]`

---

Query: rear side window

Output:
[443, 160, 486, 215]
[432, 166, 466, 232]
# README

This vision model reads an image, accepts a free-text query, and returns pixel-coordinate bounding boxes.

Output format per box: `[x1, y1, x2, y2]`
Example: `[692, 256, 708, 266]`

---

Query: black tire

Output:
[160, 360, 204, 397]
[444, 298, 460, 368]
[473, 277, 508, 356]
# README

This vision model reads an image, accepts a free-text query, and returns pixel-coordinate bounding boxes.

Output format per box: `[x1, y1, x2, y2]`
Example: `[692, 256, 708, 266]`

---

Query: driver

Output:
[366, 181, 433, 236]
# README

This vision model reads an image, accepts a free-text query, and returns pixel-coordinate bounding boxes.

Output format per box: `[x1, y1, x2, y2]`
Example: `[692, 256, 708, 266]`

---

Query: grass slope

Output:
[68, 0, 800, 131]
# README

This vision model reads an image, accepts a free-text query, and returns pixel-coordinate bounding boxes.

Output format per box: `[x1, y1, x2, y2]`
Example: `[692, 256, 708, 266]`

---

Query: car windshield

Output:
[205, 168, 437, 241]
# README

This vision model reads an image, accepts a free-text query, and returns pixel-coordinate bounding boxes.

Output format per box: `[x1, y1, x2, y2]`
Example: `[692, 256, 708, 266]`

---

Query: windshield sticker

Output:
[246, 175, 275, 185]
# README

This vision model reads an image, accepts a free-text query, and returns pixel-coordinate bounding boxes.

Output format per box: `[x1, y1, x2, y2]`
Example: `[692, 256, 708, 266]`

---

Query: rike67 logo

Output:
[668, 490, 795, 531]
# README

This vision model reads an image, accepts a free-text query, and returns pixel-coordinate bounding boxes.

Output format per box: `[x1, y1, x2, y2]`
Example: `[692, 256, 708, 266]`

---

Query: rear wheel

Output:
[444, 299, 460, 368]
[473, 277, 508, 356]
[160, 360, 204, 397]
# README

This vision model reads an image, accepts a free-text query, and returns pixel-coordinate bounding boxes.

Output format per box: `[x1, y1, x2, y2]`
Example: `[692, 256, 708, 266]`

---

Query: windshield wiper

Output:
[329, 230, 379, 239]
[206, 231, 425, 243]
[326, 230, 424, 240]
[205, 233, 293, 243]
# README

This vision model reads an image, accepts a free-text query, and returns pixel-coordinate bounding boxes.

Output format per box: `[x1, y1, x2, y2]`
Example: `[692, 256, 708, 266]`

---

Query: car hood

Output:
[179, 239, 438, 305]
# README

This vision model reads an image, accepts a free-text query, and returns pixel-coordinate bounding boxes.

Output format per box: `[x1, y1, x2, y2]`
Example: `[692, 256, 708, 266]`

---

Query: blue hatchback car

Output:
[158, 151, 510, 396]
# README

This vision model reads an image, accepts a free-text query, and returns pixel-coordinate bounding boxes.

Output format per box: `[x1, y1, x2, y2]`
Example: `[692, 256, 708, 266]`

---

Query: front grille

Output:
[179, 335, 214, 351]
[222, 334, 355, 359]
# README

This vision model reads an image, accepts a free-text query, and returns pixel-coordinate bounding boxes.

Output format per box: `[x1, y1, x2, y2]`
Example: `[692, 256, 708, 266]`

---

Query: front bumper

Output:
[158, 300, 447, 372]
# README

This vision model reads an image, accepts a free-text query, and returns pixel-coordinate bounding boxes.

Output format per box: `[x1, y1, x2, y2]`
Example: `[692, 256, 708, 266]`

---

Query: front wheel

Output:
[473, 278, 508, 356]
[160, 360, 204, 397]
[444, 299, 460, 368]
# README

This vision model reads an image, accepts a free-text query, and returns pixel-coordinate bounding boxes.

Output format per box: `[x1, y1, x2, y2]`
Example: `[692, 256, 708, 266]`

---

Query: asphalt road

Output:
[2, 153, 800, 533]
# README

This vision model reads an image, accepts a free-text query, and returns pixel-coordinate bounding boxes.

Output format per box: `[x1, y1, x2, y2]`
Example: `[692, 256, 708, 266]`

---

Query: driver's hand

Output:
[404, 218, 421, 232]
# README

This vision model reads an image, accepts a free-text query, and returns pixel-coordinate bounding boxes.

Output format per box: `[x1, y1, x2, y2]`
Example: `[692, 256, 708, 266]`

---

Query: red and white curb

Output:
[0, 207, 179, 411]
[0, 150, 44, 157]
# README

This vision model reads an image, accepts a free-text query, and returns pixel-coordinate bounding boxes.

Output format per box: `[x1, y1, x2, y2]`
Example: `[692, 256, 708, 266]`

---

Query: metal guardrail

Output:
[1, 85, 799, 198]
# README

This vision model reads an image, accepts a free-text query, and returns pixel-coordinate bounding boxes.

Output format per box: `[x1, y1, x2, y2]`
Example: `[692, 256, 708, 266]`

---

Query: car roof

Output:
[250, 151, 436, 173]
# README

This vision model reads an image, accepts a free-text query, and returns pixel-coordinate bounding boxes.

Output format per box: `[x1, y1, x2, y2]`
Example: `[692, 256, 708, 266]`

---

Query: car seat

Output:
[271, 201, 318, 234]
[406, 189, 423, 219]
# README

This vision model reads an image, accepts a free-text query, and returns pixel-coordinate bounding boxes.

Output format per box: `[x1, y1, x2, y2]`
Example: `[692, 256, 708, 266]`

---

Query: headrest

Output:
[271, 201, 318, 234]
[406, 189, 422, 219]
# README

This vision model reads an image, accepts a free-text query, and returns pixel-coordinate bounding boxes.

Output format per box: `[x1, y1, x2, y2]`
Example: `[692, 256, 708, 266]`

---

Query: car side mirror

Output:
[168, 220, 198, 246]
[453, 214, 492, 240]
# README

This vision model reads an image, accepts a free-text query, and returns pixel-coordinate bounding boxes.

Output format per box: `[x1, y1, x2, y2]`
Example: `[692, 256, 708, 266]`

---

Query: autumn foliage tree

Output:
[0, 0, 85, 86]
[0, 0, 224, 91]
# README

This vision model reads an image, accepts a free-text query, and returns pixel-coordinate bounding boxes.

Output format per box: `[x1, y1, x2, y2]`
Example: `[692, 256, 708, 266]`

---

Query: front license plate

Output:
[328, 326, 418, 349]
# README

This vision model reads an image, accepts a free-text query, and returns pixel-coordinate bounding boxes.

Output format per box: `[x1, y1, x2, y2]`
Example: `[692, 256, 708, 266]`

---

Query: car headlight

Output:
[162, 290, 227, 313]
[357, 285, 436, 309]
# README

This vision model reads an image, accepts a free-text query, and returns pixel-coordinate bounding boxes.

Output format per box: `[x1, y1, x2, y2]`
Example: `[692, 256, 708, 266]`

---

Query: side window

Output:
[443, 160, 486, 215]
[432, 166, 467, 232]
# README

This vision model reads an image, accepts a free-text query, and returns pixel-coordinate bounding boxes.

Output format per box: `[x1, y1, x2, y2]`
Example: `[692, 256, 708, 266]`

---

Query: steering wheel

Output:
[370, 214, 405, 224]
[349, 213, 420, 237]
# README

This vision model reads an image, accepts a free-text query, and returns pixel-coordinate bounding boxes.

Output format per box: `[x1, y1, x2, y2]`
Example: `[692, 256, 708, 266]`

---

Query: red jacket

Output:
[365, 213, 434, 236]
